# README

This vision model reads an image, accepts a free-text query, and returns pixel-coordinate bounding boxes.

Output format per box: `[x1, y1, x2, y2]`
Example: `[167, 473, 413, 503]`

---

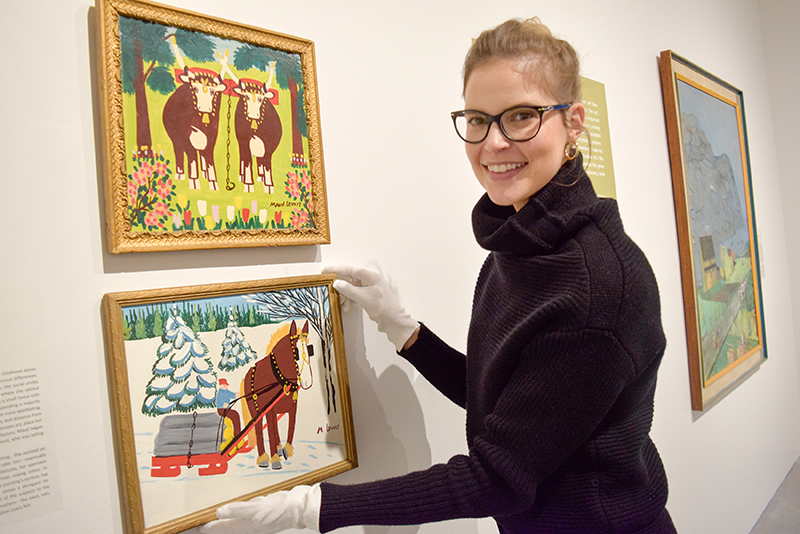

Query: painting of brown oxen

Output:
[231, 62, 283, 194]
[162, 67, 226, 191]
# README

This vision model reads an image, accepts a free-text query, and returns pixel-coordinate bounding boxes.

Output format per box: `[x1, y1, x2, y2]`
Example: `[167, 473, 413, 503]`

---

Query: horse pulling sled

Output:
[150, 320, 314, 477]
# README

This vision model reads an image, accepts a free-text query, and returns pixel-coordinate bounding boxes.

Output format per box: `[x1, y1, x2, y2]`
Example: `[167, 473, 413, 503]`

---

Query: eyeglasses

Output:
[450, 103, 571, 143]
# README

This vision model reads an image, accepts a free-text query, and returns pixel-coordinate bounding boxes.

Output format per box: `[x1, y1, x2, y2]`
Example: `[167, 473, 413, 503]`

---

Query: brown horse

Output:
[241, 321, 313, 469]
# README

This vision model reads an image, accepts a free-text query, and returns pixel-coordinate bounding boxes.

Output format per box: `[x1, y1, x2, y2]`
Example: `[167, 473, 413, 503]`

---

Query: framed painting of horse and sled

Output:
[96, 0, 330, 253]
[101, 274, 356, 534]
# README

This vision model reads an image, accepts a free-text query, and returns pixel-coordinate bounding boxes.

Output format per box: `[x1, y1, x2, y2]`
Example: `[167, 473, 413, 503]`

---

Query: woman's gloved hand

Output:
[323, 265, 420, 351]
[200, 484, 321, 534]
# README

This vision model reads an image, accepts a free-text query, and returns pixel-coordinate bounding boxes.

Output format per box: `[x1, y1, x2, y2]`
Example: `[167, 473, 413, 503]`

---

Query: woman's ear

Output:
[566, 102, 586, 142]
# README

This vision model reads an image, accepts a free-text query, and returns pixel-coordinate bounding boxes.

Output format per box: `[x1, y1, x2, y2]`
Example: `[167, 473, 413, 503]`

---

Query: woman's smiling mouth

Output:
[485, 162, 526, 174]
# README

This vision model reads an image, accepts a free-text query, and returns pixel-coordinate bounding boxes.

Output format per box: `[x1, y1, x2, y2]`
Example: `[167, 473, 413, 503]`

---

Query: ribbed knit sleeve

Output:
[397, 324, 468, 408]
[318, 329, 645, 532]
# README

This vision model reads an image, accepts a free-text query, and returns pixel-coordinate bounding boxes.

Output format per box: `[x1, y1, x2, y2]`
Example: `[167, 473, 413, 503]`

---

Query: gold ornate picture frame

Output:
[102, 274, 356, 534]
[97, 0, 330, 252]
[659, 50, 767, 411]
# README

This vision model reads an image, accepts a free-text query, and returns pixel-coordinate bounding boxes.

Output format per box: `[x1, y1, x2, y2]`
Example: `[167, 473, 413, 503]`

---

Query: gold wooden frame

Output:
[97, 0, 330, 252]
[659, 50, 767, 411]
[102, 274, 356, 534]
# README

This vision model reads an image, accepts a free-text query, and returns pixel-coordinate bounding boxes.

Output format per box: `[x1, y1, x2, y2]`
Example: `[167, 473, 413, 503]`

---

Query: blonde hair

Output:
[463, 18, 581, 105]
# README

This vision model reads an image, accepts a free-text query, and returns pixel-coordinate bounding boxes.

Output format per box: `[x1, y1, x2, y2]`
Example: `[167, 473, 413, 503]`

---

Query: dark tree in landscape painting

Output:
[119, 18, 216, 157]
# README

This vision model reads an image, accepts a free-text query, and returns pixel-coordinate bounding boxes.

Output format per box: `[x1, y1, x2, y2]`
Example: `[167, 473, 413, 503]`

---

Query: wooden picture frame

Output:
[101, 274, 356, 534]
[96, 0, 330, 252]
[659, 50, 767, 411]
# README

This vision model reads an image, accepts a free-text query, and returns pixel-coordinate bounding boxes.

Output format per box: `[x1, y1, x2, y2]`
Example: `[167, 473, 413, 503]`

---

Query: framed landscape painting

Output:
[96, 0, 330, 252]
[659, 50, 766, 411]
[102, 274, 356, 534]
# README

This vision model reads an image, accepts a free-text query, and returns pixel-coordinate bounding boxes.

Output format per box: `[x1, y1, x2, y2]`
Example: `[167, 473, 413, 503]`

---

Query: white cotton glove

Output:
[200, 484, 321, 534]
[323, 265, 420, 352]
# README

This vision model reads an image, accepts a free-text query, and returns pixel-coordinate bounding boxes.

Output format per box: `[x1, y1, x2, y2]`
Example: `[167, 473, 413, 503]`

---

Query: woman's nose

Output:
[484, 122, 511, 150]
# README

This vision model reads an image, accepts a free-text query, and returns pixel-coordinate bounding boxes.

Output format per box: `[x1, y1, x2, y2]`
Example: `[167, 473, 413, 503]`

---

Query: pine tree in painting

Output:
[219, 308, 258, 371]
[142, 305, 217, 416]
[152, 307, 165, 338]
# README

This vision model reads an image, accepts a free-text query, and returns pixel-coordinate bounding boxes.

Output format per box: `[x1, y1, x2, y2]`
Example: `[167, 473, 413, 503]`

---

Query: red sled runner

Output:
[151, 321, 314, 477]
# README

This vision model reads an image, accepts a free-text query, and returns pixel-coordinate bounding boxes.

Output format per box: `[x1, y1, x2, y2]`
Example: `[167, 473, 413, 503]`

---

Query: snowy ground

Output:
[119, 323, 350, 528]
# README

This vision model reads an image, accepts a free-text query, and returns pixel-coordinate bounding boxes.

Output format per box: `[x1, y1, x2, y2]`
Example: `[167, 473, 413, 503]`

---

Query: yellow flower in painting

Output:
[234, 196, 242, 209]
[177, 194, 188, 210]
[205, 215, 215, 229]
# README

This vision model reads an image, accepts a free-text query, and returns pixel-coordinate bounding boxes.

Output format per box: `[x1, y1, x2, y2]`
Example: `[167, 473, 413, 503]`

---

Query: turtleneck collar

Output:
[472, 155, 599, 255]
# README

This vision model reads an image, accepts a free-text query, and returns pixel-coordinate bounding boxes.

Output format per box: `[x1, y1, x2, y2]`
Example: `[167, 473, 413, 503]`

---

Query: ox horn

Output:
[216, 49, 239, 85]
[164, 33, 186, 71]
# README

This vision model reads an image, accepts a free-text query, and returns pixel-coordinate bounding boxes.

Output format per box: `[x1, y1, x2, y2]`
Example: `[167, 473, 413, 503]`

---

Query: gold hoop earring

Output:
[565, 141, 578, 161]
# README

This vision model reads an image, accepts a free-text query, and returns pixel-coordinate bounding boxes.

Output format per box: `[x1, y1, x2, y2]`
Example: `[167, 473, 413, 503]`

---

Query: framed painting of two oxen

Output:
[97, 0, 330, 252]
[102, 274, 356, 534]
[659, 50, 767, 411]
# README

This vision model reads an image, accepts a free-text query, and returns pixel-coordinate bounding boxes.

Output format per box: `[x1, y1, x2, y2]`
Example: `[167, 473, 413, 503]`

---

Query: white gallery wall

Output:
[1, 0, 799, 533]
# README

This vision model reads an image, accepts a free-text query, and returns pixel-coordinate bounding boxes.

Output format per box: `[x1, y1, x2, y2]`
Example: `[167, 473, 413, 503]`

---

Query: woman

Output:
[202, 17, 675, 534]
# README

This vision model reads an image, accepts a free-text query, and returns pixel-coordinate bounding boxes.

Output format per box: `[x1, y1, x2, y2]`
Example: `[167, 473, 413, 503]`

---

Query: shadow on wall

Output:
[327, 308, 477, 534]
[100, 241, 320, 274]
[326, 310, 427, 534]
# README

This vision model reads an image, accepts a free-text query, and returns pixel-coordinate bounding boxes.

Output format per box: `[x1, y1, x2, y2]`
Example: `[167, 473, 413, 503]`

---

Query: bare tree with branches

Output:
[246, 286, 337, 413]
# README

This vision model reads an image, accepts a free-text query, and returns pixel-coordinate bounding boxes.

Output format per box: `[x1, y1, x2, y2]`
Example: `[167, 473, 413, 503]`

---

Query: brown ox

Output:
[233, 78, 283, 194]
[162, 68, 226, 190]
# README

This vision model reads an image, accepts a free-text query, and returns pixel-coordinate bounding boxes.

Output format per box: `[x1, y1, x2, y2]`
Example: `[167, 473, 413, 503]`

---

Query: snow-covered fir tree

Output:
[142, 305, 217, 416]
[219, 307, 258, 371]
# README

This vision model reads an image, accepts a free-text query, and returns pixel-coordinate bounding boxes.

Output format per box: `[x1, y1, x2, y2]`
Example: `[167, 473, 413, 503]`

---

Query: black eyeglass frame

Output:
[450, 103, 572, 144]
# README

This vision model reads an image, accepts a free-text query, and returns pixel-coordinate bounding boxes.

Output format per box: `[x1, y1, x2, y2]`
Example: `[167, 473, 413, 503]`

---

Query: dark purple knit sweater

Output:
[320, 156, 674, 533]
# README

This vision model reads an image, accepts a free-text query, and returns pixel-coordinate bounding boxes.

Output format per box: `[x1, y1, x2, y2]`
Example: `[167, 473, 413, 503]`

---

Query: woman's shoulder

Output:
[568, 197, 654, 276]
[566, 201, 665, 359]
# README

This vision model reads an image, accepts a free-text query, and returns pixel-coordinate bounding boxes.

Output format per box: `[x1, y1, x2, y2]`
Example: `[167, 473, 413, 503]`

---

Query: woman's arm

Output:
[399, 324, 467, 408]
[319, 329, 639, 531]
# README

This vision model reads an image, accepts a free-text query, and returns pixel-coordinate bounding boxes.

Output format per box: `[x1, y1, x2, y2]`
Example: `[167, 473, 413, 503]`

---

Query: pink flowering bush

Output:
[290, 209, 308, 228]
[286, 174, 301, 198]
[127, 151, 176, 231]
[283, 164, 315, 229]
